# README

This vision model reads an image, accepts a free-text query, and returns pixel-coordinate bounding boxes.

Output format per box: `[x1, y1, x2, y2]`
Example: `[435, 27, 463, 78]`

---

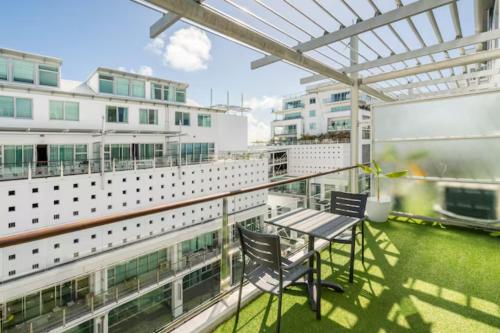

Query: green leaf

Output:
[385, 170, 408, 178]
[358, 164, 374, 174]
[372, 160, 382, 175]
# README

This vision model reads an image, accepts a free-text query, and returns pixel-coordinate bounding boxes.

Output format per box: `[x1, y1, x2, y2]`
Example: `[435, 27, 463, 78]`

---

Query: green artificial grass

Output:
[213, 219, 500, 333]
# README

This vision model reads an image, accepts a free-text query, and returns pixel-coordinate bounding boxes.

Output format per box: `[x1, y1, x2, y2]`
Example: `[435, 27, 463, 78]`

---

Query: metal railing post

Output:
[28, 162, 32, 180]
[305, 179, 311, 209]
[62, 308, 66, 326]
[220, 197, 231, 292]
[60, 161, 64, 177]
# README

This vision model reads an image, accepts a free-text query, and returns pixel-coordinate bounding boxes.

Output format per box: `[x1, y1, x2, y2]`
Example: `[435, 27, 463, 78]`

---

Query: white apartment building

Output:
[0, 48, 268, 333]
[271, 82, 372, 142]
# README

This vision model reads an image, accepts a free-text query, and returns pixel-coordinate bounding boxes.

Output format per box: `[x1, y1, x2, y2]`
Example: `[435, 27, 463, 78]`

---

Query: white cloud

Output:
[186, 98, 202, 107]
[244, 96, 281, 144]
[117, 65, 154, 76]
[164, 27, 212, 71]
[145, 37, 165, 56]
[137, 65, 154, 76]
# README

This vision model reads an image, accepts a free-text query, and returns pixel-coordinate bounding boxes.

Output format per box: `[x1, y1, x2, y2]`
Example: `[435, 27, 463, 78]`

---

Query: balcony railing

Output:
[2, 248, 221, 333]
[327, 124, 351, 132]
[0, 165, 360, 333]
[0, 152, 266, 182]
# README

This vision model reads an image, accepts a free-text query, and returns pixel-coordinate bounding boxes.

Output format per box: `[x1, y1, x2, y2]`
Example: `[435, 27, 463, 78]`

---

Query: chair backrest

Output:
[236, 224, 281, 270]
[330, 191, 368, 219]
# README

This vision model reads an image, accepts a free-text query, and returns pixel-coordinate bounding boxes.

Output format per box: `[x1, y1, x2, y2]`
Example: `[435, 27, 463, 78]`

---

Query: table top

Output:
[265, 208, 360, 241]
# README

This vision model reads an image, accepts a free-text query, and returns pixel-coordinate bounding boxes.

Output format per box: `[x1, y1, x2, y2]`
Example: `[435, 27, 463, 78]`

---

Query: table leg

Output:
[306, 235, 344, 311]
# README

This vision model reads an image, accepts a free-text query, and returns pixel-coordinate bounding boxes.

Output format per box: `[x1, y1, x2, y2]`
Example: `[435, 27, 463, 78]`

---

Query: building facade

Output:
[0, 48, 267, 333]
[271, 82, 372, 143]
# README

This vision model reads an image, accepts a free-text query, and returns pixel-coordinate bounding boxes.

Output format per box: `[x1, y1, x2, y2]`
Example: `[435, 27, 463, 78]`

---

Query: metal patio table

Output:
[265, 208, 360, 308]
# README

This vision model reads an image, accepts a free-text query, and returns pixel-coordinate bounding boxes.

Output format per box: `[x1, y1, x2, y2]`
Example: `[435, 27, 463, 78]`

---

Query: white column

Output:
[94, 313, 108, 333]
[350, 35, 360, 193]
[92, 268, 108, 295]
[170, 242, 184, 318]
[171, 278, 183, 318]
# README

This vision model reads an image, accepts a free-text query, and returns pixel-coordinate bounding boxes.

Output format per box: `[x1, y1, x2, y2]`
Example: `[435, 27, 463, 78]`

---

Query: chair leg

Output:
[361, 221, 365, 264]
[276, 292, 283, 333]
[349, 226, 356, 283]
[235, 273, 244, 327]
[316, 253, 322, 320]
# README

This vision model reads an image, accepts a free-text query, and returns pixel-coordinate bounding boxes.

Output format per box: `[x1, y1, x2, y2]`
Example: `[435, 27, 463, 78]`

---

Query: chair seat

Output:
[329, 218, 361, 243]
[245, 260, 311, 295]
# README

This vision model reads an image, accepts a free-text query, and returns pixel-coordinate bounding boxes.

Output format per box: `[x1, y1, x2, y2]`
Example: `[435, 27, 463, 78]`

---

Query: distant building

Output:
[270, 82, 372, 143]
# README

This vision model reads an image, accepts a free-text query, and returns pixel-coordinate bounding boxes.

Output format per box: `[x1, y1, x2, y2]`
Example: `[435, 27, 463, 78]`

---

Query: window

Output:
[0, 96, 32, 118]
[0, 57, 7, 80]
[309, 123, 316, 130]
[39, 65, 58, 87]
[309, 110, 316, 117]
[116, 77, 129, 96]
[106, 106, 128, 123]
[330, 105, 350, 113]
[175, 88, 186, 103]
[152, 83, 162, 100]
[175, 111, 190, 126]
[139, 109, 158, 125]
[15, 98, 32, 118]
[99, 75, 114, 94]
[13, 60, 34, 83]
[309, 97, 316, 104]
[49, 101, 79, 121]
[197, 114, 211, 127]
[131, 80, 145, 98]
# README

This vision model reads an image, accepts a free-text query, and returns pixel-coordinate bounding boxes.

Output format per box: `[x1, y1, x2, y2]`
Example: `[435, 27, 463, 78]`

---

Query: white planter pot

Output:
[366, 196, 392, 223]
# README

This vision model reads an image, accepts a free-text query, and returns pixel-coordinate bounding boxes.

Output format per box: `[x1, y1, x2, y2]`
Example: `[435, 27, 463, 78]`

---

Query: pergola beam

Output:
[146, 0, 395, 102]
[398, 83, 496, 99]
[381, 68, 500, 92]
[150, 13, 180, 38]
[147, 0, 353, 86]
[300, 29, 500, 84]
[361, 48, 500, 84]
[251, 0, 455, 70]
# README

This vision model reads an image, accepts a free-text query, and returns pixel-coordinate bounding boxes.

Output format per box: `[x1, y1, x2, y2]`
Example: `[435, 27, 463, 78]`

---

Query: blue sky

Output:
[0, 0, 476, 142]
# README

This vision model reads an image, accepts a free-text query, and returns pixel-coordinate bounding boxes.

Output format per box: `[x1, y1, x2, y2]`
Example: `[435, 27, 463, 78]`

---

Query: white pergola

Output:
[134, 0, 499, 289]
[135, 0, 499, 100]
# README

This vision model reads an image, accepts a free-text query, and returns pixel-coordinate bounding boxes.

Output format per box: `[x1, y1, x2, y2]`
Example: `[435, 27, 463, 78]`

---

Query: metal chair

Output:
[235, 224, 321, 333]
[328, 191, 368, 283]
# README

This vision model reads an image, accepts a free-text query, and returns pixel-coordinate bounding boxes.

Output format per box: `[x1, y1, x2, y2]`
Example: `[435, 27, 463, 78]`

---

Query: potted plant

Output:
[359, 160, 408, 223]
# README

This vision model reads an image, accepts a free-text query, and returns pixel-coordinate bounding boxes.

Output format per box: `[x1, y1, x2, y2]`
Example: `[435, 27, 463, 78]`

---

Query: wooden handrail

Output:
[0, 165, 360, 248]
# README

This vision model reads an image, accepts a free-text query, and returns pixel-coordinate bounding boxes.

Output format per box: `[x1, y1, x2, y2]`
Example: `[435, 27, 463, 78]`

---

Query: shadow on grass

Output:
[222, 220, 500, 333]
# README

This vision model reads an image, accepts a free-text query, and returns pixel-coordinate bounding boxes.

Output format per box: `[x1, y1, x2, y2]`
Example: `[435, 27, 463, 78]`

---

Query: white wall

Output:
[0, 158, 268, 282]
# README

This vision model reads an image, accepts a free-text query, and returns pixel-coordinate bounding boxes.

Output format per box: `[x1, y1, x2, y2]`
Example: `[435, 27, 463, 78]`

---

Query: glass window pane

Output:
[139, 109, 148, 124]
[49, 101, 64, 120]
[163, 86, 170, 101]
[0, 96, 14, 117]
[116, 78, 129, 96]
[15, 98, 32, 118]
[175, 89, 186, 103]
[0, 57, 7, 80]
[65, 102, 79, 120]
[106, 106, 117, 122]
[13, 60, 34, 83]
[149, 109, 157, 124]
[39, 65, 58, 87]
[23, 145, 33, 163]
[131, 80, 145, 98]
[152, 84, 162, 100]
[99, 75, 114, 94]
[183, 112, 190, 126]
[175, 111, 182, 125]
[118, 107, 128, 123]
